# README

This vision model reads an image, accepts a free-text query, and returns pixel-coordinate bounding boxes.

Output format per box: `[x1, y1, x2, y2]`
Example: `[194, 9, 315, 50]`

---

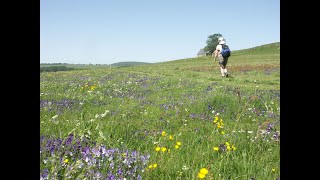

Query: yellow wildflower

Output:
[148, 165, 153, 169]
[272, 168, 276, 172]
[161, 147, 167, 152]
[153, 164, 158, 168]
[175, 145, 180, 149]
[64, 159, 69, 163]
[198, 172, 206, 179]
[232, 145, 236, 151]
[225, 142, 230, 146]
[169, 135, 174, 140]
[213, 147, 219, 151]
[221, 131, 225, 135]
[162, 131, 167, 136]
[155, 147, 161, 152]
[200, 168, 208, 175]
[176, 142, 182, 146]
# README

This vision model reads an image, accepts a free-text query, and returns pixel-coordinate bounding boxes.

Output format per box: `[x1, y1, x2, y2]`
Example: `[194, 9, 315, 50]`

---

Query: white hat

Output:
[218, 37, 224, 41]
[219, 40, 226, 44]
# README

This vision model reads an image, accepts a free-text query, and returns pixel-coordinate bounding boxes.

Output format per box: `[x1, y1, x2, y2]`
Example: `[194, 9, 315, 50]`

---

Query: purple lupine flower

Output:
[94, 171, 102, 179]
[82, 146, 90, 155]
[189, 113, 196, 118]
[109, 162, 114, 169]
[117, 167, 123, 176]
[65, 134, 74, 146]
[273, 131, 280, 141]
[92, 147, 100, 157]
[101, 145, 107, 156]
[40, 169, 48, 180]
[266, 123, 274, 134]
[107, 174, 115, 180]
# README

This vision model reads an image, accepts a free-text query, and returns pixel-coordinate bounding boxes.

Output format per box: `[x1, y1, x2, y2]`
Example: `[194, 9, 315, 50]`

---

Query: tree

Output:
[204, 33, 223, 55]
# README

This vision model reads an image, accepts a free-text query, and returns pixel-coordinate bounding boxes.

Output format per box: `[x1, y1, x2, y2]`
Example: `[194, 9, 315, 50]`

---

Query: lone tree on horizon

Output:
[204, 33, 223, 55]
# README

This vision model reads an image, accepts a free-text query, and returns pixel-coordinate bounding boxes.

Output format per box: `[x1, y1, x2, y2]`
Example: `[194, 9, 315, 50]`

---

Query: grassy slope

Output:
[115, 42, 280, 90]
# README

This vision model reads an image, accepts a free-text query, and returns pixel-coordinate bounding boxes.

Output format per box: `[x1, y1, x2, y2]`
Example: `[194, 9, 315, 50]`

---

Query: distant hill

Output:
[111, 61, 152, 67]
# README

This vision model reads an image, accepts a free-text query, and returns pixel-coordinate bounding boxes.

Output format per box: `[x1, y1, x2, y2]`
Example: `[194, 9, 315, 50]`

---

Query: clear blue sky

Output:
[40, 0, 280, 64]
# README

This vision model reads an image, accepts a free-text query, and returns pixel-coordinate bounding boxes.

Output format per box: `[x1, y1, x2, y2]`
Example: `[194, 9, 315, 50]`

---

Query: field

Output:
[40, 42, 280, 180]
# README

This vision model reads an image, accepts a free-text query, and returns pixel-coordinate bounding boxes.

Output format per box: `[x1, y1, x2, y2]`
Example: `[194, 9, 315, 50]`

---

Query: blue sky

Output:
[40, 0, 280, 64]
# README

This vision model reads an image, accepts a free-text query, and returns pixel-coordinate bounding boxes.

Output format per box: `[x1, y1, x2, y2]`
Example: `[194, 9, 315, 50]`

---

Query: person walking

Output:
[214, 37, 229, 77]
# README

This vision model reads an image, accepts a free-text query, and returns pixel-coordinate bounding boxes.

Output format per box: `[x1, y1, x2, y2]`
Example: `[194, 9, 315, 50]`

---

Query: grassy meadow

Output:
[40, 42, 280, 180]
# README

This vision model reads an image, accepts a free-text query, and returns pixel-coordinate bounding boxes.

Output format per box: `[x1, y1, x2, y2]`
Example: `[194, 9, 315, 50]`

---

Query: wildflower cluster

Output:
[158, 131, 182, 151]
[155, 146, 169, 153]
[213, 116, 224, 129]
[146, 163, 158, 171]
[213, 142, 236, 152]
[40, 134, 150, 180]
[258, 121, 280, 142]
[80, 82, 97, 92]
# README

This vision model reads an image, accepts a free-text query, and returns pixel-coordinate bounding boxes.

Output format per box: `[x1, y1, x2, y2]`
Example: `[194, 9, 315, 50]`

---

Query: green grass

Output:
[40, 42, 280, 179]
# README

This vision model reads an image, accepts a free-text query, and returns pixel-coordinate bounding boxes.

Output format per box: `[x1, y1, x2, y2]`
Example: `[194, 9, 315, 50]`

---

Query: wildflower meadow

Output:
[40, 43, 280, 179]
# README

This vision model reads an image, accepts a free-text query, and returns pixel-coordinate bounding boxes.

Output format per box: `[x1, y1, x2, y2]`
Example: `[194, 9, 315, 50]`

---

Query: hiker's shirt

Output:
[216, 44, 223, 58]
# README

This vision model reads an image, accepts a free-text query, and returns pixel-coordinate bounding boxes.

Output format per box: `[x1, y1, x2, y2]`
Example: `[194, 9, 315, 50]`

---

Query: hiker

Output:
[214, 37, 229, 77]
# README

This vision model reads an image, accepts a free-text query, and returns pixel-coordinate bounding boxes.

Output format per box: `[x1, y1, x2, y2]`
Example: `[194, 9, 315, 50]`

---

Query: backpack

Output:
[220, 44, 231, 58]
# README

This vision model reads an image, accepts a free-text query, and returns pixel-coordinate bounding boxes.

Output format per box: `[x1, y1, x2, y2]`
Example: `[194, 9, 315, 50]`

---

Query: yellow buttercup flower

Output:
[148, 165, 153, 169]
[155, 147, 161, 152]
[153, 164, 158, 168]
[161, 147, 167, 152]
[198, 172, 206, 179]
[225, 142, 230, 146]
[272, 168, 276, 172]
[227, 145, 231, 151]
[200, 168, 208, 175]
[169, 135, 174, 140]
[213, 147, 219, 151]
[221, 131, 225, 135]
[64, 159, 69, 163]
[232, 145, 236, 151]
[213, 117, 219, 123]
[162, 131, 167, 137]
[175, 145, 180, 149]
[176, 142, 182, 146]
